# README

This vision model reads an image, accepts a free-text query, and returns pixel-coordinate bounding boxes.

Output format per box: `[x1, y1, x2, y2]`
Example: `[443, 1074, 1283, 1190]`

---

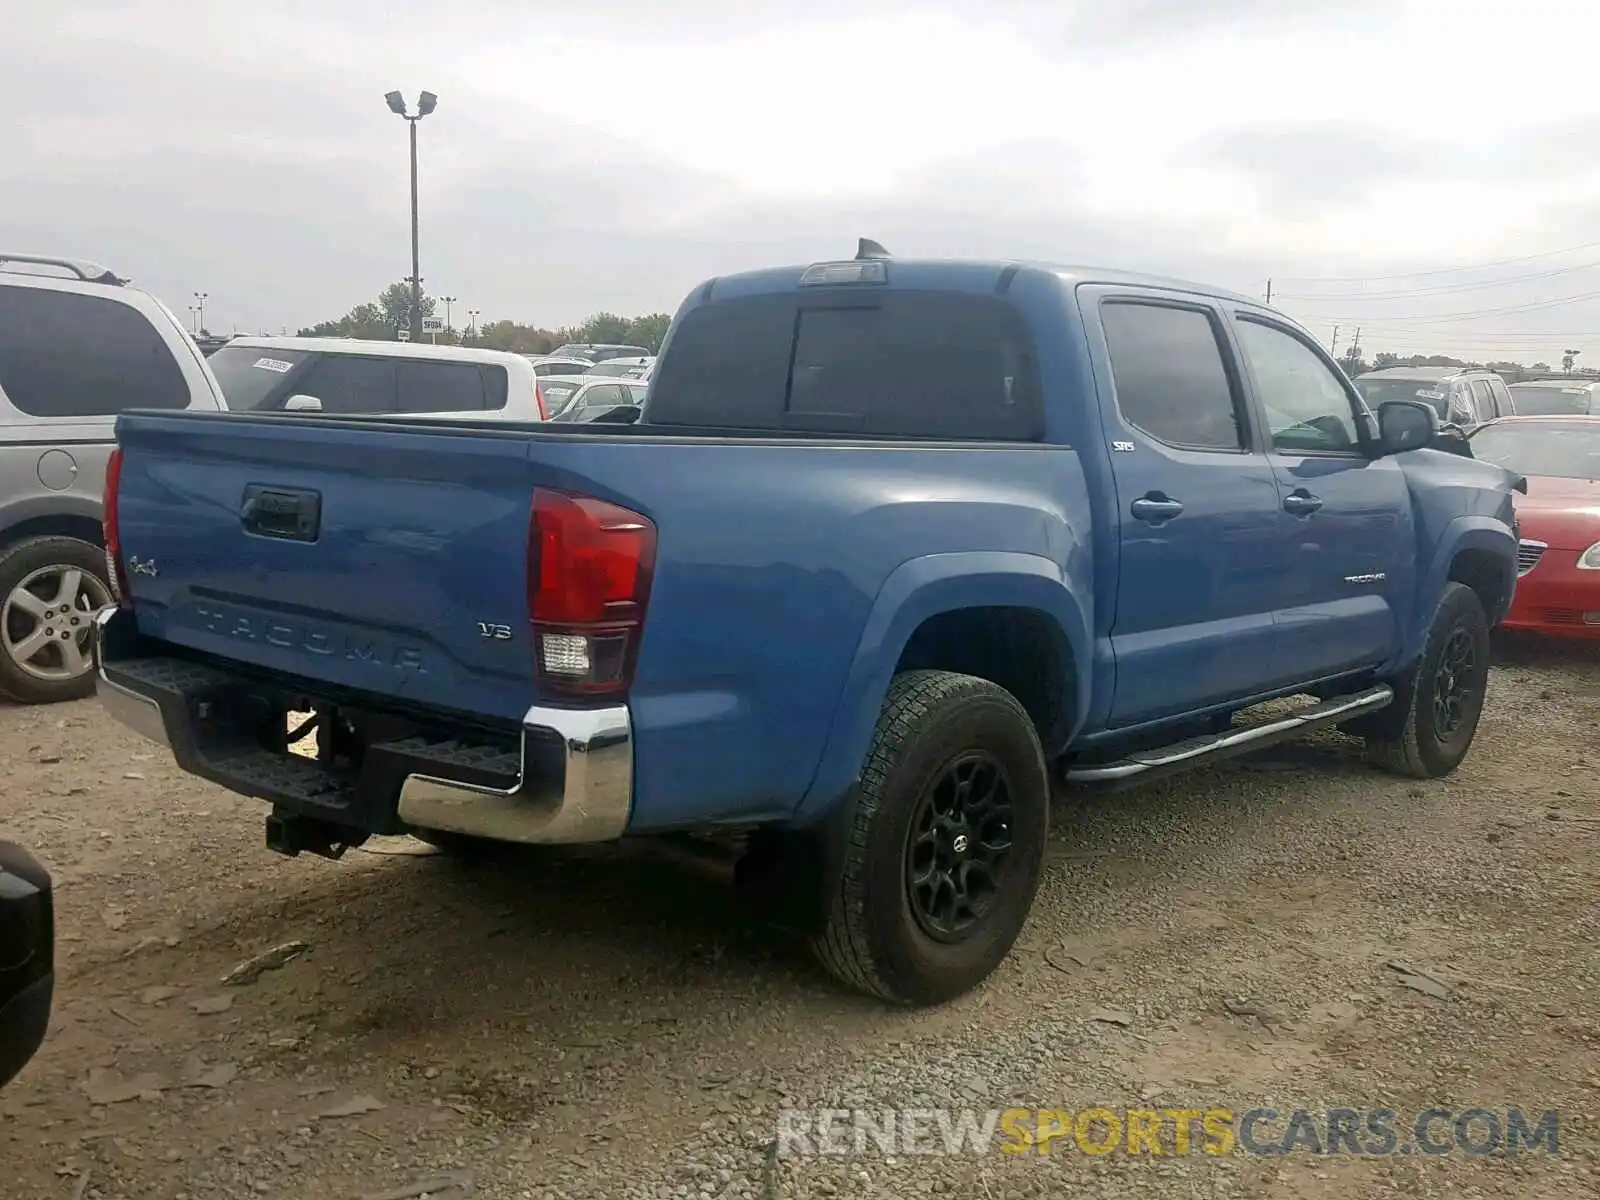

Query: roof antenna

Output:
[855, 238, 891, 261]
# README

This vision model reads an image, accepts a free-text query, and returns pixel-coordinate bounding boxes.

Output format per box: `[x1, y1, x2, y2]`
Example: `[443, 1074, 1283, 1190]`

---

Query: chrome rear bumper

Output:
[395, 706, 632, 844]
[92, 606, 633, 844]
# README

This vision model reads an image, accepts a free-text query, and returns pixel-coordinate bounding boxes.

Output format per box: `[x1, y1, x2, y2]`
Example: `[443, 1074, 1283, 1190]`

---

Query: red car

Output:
[1469, 415, 1600, 637]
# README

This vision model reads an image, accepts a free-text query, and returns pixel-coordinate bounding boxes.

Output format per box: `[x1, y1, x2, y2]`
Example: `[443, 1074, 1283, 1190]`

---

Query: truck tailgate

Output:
[114, 412, 542, 722]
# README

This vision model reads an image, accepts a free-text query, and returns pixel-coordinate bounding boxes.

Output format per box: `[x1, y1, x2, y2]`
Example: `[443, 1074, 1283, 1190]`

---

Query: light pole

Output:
[188, 305, 199, 335]
[467, 308, 480, 341]
[441, 295, 457, 339]
[193, 292, 208, 334]
[384, 89, 438, 343]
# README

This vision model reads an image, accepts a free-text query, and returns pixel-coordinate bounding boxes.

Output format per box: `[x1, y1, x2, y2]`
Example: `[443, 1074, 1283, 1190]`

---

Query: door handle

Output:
[1130, 494, 1184, 524]
[1283, 490, 1323, 516]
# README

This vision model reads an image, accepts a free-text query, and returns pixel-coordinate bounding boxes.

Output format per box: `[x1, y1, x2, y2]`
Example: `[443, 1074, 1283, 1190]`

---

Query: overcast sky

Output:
[5, 0, 1599, 361]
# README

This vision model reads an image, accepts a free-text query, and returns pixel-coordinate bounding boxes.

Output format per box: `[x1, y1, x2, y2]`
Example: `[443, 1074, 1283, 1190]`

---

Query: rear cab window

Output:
[647, 289, 1043, 440]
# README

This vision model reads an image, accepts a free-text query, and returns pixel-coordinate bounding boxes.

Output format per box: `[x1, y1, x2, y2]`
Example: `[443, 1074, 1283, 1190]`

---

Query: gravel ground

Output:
[1, 636, 1596, 1199]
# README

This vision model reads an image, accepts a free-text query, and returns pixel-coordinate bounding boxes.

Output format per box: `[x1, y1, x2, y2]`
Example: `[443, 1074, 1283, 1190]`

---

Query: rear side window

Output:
[1100, 301, 1244, 451]
[648, 290, 1042, 440]
[0, 286, 190, 417]
[293, 355, 397, 413]
[395, 360, 495, 412]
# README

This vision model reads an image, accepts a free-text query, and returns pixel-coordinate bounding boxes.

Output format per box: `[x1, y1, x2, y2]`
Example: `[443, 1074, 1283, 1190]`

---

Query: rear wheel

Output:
[810, 670, 1050, 1006]
[0, 537, 112, 705]
[1362, 582, 1491, 779]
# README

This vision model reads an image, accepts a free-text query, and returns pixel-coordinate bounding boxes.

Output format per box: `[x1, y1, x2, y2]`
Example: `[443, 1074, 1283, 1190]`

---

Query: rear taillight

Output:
[103, 447, 128, 601]
[534, 380, 548, 420]
[527, 488, 655, 697]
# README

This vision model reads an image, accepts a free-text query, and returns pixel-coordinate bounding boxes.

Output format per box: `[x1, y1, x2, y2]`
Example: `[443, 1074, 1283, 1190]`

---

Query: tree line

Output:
[295, 281, 672, 355]
[1334, 349, 1592, 382]
[298, 281, 1592, 381]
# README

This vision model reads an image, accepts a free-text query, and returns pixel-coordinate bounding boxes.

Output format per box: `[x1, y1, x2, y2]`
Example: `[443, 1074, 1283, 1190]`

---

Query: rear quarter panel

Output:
[529, 436, 1094, 831]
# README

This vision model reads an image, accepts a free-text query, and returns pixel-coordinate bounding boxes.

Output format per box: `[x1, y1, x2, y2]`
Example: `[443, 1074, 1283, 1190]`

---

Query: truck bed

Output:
[109, 408, 1088, 832]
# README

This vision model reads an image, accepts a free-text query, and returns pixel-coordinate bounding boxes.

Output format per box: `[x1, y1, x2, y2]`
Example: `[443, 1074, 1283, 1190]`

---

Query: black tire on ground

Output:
[809, 670, 1051, 1006]
[1363, 582, 1492, 779]
[0, 536, 112, 705]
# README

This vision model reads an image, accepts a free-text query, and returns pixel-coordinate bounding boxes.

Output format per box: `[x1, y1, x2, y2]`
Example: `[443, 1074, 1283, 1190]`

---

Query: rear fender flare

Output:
[793, 551, 1090, 823]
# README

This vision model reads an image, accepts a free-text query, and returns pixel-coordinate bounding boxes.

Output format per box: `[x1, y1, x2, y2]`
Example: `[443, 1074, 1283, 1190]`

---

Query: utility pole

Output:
[1330, 325, 1341, 355]
[1265, 279, 1273, 304]
[384, 90, 438, 343]
[1345, 326, 1362, 367]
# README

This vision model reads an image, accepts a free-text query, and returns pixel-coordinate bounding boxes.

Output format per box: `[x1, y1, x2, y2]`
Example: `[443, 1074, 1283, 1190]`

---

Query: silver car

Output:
[0, 254, 227, 702]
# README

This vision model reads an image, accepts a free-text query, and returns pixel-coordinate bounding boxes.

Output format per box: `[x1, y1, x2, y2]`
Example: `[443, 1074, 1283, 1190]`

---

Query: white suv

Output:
[206, 337, 551, 420]
[0, 253, 228, 703]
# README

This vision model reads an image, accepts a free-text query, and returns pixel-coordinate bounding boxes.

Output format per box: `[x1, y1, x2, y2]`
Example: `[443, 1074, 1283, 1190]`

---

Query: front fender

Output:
[793, 551, 1091, 823]
[1412, 515, 1517, 646]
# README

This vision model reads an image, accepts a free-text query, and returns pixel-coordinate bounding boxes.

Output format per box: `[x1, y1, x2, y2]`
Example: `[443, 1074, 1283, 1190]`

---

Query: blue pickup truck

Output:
[92, 242, 1521, 1006]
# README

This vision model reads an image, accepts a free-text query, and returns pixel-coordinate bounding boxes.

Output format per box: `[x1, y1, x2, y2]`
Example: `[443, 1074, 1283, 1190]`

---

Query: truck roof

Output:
[692, 256, 1265, 308]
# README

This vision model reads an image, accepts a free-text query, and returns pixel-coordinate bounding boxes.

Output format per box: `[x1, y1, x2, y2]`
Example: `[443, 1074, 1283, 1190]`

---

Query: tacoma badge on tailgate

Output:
[190, 602, 428, 673]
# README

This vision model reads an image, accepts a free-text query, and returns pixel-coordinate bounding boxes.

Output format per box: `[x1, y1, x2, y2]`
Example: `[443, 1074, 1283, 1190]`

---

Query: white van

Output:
[206, 336, 550, 420]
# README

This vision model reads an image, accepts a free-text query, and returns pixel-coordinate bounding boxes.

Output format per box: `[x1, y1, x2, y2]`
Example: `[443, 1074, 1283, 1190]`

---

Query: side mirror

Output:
[283, 394, 322, 412]
[1375, 399, 1437, 455]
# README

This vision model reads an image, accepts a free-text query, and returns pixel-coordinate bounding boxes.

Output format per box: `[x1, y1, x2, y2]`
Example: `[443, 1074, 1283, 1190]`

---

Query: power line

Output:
[1272, 238, 1600, 285]
[1274, 259, 1600, 301]
[1302, 287, 1600, 325]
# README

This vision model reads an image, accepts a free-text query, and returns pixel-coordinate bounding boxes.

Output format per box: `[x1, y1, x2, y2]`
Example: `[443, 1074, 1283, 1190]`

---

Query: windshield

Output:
[207, 346, 309, 410]
[585, 362, 640, 376]
[541, 380, 582, 414]
[1354, 377, 1450, 417]
[1470, 421, 1600, 480]
[1508, 385, 1593, 416]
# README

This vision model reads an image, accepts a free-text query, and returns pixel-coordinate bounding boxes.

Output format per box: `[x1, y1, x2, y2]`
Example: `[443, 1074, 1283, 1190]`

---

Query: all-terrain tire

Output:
[0, 536, 112, 705]
[1363, 582, 1491, 779]
[809, 670, 1050, 1006]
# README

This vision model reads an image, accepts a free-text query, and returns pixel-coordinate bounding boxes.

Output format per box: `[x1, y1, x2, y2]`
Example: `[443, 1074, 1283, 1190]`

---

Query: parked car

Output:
[1468, 415, 1600, 637]
[547, 378, 648, 421]
[0, 841, 54, 1089]
[1505, 379, 1598, 417]
[1352, 366, 1512, 430]
[534, 374, 591, 418]
[0, 252, 228, 703]
[583, 361, 651, 378]
[93, 242, 1518, 1006]
[206, 337, 550, 420]
[549, 343, 650, 363]
[524, 355, 596, 378]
